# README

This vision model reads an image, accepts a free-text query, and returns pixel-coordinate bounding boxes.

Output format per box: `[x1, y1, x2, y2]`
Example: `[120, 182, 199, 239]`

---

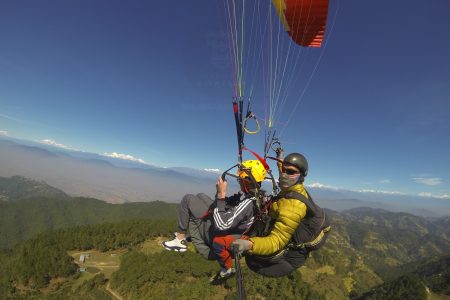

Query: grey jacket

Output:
[211, 192, 256, 236]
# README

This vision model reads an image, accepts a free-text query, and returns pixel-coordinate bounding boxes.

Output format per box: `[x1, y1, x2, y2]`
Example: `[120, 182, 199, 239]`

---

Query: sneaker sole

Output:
[209, 275, 234, 285]
[209, 272, 236, 285]
[162, 244, 187, 252]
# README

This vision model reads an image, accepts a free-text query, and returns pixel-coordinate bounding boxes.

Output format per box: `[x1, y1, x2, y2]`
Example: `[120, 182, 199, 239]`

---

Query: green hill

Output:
[356, 274, 428, 300]
[1, 215, 448, 300]
[0, 196, 179, 249]
[0, 176, 70, 201]
[0, 176, 179, 249]
[1, 176, 449, 299]
[0, 219, 176, 299]
[330, 207, 450, 275]
[374, 253, 450, 296]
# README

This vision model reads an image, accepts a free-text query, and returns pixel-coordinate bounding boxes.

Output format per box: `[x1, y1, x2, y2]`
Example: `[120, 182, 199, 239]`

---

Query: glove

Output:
[231, 239, 252, 255]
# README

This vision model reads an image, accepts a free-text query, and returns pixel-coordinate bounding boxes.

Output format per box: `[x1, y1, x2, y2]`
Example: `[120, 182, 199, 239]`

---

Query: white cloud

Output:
[103, 152, 146, 164]
[379, 179, 391, 184]
[308, 182, 407, 196]
[204, 168, 221, 173]
[307, 182, 341, 190]
[0, 130, 8, 136]
[309, 181, 449, 199]
[40, 139, 72, 149]
[413, 177, 442, 186]
[306, 180, 450, 200]
[357, 189, 406, 196]
[418, 192, 450, 199]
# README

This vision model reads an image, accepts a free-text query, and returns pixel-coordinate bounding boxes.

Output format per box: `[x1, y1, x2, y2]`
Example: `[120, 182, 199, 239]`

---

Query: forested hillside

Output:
[0, 219, 176, 299]
[355, 274, 428, 300]
[0, 197, 179, 249]
[1, 177, 449, 299]
[371, 253, 450, 296]
[0, 176, 179, 249]
[328, 208, 450, 275]
[0, 176, 70, 201]
[1, 215, 448, 299]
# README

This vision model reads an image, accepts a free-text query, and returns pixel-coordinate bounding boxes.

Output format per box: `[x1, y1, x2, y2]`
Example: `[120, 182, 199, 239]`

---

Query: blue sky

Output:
[1, 0, 449, 199]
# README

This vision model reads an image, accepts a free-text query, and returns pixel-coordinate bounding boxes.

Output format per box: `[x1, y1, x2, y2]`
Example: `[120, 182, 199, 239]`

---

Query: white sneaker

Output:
[162, 233, 187, 252]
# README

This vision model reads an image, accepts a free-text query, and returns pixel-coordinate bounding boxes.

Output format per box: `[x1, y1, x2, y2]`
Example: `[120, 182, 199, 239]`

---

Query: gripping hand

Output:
[232, 239, 252, 255]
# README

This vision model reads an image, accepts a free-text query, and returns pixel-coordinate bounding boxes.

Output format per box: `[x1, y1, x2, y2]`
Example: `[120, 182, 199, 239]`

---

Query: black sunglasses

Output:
[282, 168, 300, 175]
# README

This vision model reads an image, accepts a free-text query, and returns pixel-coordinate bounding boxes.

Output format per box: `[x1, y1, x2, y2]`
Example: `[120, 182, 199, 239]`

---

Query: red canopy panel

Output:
[273, 0, 329, 47]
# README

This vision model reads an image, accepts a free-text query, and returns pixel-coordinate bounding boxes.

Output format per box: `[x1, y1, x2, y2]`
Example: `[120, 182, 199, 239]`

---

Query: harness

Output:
[284, 191, 331, 251]
[288, 222, 331, 250]
[247, 190, 331, 260]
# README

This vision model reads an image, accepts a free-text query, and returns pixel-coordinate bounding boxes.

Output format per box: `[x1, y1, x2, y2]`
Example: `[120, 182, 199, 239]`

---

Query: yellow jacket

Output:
[249, 184, 308, 256]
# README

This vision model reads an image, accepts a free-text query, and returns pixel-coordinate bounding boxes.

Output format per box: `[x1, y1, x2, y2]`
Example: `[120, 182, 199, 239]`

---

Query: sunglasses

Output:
[282, 168, 300, 175]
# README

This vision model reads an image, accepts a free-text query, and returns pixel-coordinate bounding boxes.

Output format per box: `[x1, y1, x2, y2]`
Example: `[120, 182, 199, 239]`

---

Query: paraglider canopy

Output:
[223, 0, 334, 167]
[272, 0, 329, 47]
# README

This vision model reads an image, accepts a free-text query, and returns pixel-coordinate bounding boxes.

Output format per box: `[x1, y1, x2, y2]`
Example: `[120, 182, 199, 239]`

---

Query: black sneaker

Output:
[209, 268, 235, 285]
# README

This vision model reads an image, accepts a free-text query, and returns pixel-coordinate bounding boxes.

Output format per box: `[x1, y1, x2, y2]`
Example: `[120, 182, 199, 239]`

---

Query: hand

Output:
[216, 176, 227, 199]
[275, 147, 284, 160]
[231, 239, 252, 254]
[276, 147, 284, 172]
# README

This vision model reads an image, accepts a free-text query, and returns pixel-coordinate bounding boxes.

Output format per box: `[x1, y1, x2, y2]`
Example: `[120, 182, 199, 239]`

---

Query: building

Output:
[79, 254, 89, 262]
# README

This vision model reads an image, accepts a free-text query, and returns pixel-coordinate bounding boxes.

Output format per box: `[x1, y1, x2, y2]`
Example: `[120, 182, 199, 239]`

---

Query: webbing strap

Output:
[233, 101, 243, 163]
[289, 226, 331, 250]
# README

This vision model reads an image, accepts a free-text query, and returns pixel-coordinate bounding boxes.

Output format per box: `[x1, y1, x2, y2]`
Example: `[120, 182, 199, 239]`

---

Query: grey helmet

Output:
[283, 153, 308, 177]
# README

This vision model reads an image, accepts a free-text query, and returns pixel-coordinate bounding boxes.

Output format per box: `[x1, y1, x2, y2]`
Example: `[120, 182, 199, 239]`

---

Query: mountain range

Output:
[1, 135, 449, 217]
